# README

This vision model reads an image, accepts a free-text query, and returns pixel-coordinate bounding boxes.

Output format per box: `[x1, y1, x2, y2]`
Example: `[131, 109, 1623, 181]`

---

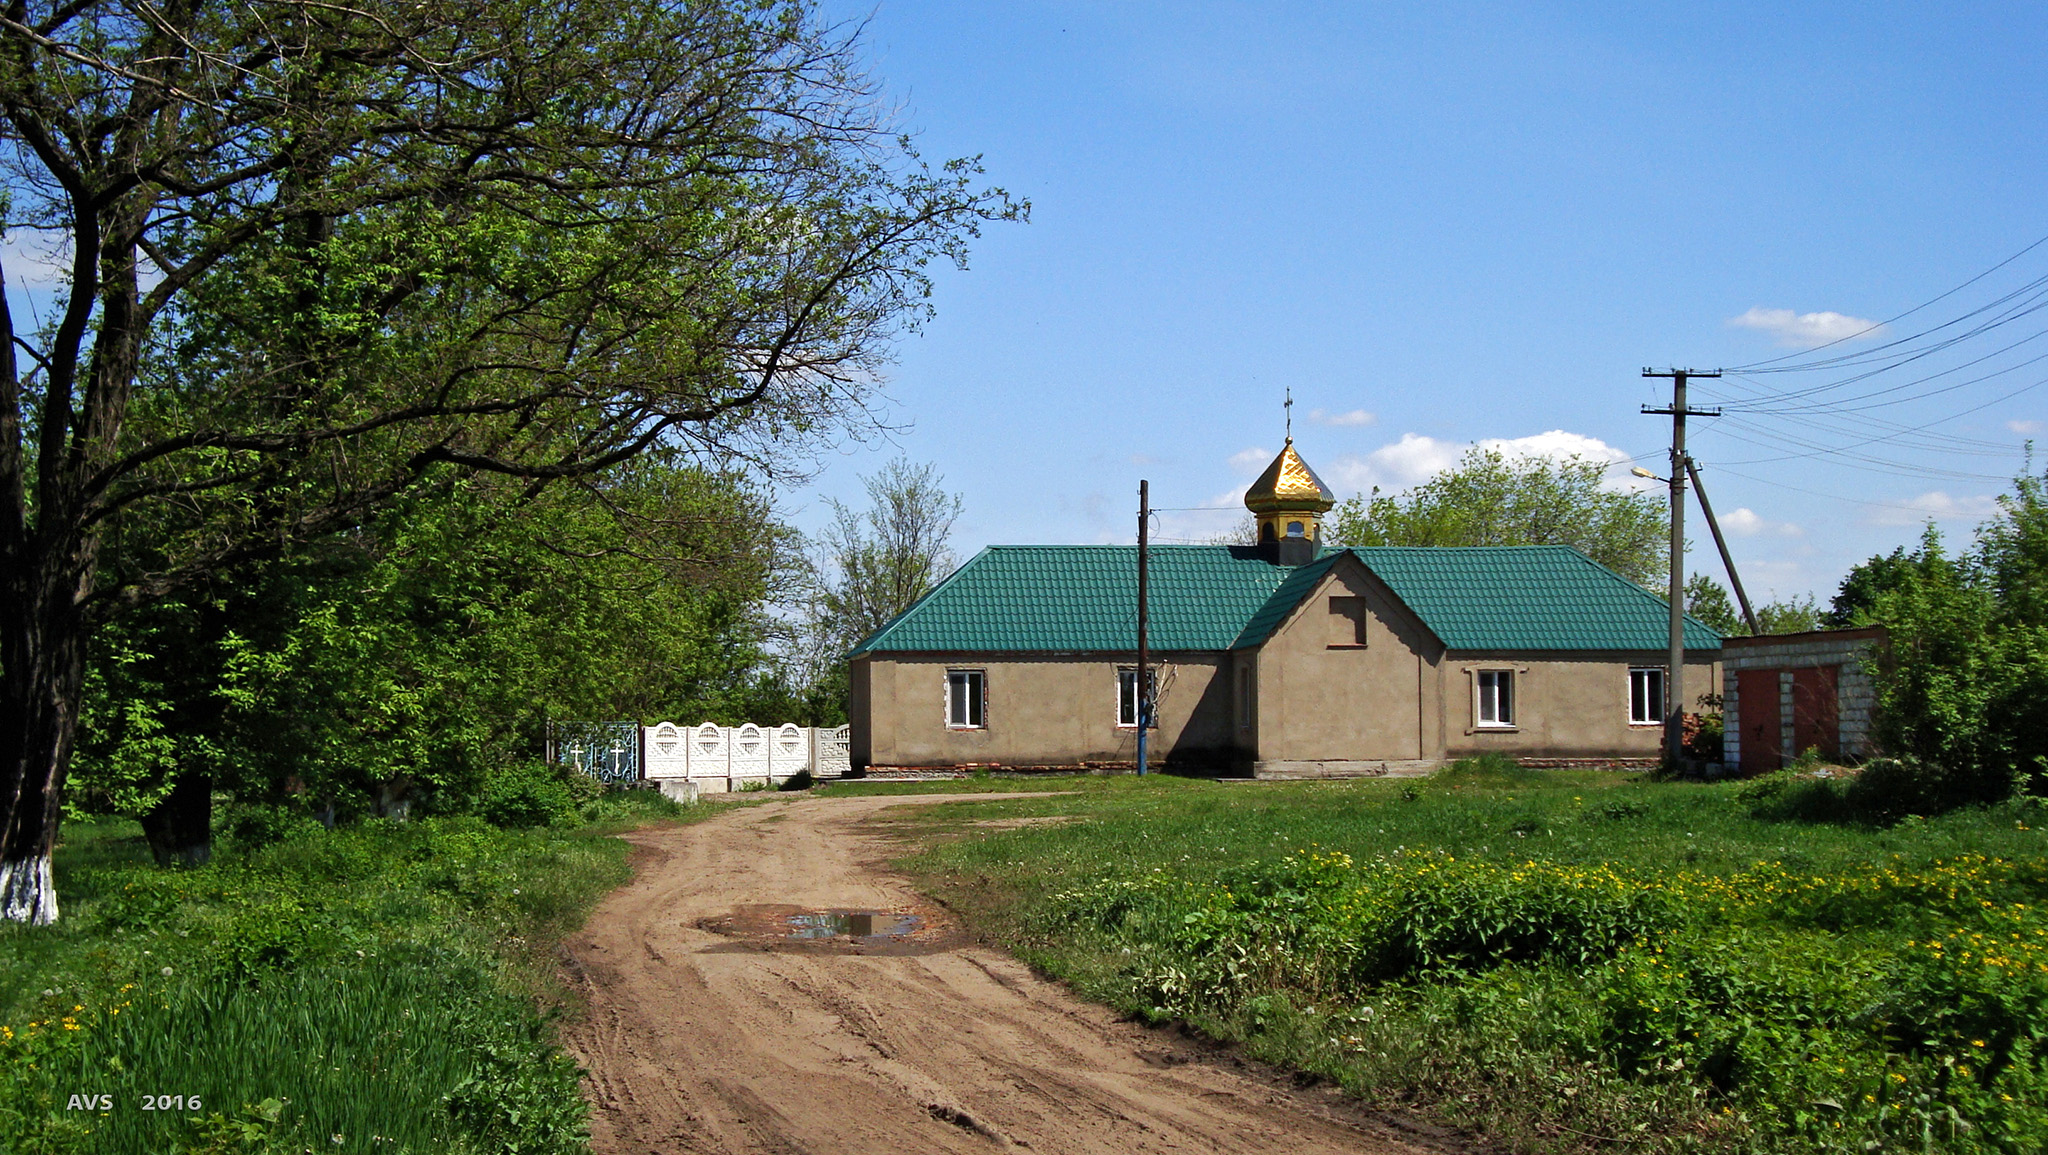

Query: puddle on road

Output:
[699, 903, 951, 956]
[786, 909, 922, 940]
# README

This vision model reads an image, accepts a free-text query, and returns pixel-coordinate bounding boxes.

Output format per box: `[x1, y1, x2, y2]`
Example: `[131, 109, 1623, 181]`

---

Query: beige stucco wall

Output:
[1247, 560, 1445, 762]
[850, 553, 1724, 771]
[851, 652, 1234, 770]
[1440, 650, 1719, 760]
[1242, 556, 1719, 764]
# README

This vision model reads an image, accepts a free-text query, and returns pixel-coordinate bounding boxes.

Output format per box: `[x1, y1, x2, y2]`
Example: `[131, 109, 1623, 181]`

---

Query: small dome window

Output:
[1286, 521, 1305, 538]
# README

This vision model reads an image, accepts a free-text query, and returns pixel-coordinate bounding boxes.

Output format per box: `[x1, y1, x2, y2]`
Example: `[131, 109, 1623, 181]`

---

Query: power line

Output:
[1726, 230, 2048, 373]
[1706, 464, 2000, 519]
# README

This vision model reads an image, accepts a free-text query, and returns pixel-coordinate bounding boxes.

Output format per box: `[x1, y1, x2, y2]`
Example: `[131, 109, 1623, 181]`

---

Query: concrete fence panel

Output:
[690, 723, 730, 792]
[730, 723, 771, 790]
[645, 722, 688, 780]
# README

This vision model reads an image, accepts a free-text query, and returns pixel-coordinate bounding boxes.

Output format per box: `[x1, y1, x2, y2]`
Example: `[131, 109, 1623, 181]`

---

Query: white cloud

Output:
[2008, 419, 2045, 435]
[1324, 432, 1464, 494]
[1318, 425, 1654, 493]
[1227, 446, 1272, 475]
[1477, 429, 1632, 467]
[1729, 306, 1886, 349]
[1326, 428, 1646, 497]
[1719, 507, 1803, 538]
[1309, 407, 1376, 428]
[0, 229, 69, 288]
[1867, 490, 2001, 527]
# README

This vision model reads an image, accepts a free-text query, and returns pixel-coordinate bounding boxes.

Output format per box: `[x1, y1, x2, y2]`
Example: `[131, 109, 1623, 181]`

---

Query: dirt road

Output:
[559, 793, 1457, 1155]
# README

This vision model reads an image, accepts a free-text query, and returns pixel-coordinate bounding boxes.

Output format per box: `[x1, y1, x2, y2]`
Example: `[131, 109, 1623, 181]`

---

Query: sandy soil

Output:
[559, 792, 1462, 1155]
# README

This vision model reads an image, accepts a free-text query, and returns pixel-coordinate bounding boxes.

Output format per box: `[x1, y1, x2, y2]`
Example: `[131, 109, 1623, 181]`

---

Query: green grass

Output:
[0, 788, 696, 1154]
[880, 763, 2048, 1155]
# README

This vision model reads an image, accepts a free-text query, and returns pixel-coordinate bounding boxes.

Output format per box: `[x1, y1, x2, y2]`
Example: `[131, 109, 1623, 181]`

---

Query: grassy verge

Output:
[881, 762, 2048, 1154]
[0, 788, 698, 1154]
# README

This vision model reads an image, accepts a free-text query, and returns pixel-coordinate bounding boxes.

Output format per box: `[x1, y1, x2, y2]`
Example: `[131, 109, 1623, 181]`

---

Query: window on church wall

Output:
[1117, 667, 1158, 728]
[1476, 669, 1515, 728]
[946, 669, 986, 729]
[1629, 667, 1665, 726]
[1327, 597, 1367, 647]
[1286, 520, 1305, 538]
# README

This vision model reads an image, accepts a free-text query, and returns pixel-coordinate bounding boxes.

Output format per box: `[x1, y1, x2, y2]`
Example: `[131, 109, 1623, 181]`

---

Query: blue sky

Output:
[792, 1, 2048, 603]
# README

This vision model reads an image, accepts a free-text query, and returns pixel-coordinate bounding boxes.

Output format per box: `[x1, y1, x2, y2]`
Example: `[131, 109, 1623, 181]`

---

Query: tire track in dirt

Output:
[558, 793, 1464, 1155]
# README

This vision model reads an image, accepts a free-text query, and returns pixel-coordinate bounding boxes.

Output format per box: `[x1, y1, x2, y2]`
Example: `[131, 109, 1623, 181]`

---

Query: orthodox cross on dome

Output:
[1242, 423, 1335, 555]
[1284, 386, 1293, 442]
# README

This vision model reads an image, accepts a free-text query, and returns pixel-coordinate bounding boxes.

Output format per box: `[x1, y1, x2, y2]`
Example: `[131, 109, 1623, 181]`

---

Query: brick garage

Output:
[1721, 627, 1886, 775]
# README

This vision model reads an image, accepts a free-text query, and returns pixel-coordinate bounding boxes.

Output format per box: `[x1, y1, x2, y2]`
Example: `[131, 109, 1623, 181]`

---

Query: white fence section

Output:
[638, 723, 854, 793]
[770, 724, 809, 780]
[813, 726, 851, 778]
[729, 724, 770, 791]
[690, 723, 727, 790]
[645, 723, 689, 779]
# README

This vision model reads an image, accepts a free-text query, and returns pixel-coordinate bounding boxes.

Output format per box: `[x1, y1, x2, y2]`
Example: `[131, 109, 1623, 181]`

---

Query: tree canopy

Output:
[785, 456, 962, 720]
[1848, 465, 2048, 801]
[1328, 448, 1667, 586]
[0, 0, 1020, 921]
[1683, 574, 1821, 637]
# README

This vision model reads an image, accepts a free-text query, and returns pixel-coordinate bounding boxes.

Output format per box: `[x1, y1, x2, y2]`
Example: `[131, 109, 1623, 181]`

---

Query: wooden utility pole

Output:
[1642, 368, 1721, 769]
[1684, 459, 1760, 636]
[1136, 480, 1150, 777]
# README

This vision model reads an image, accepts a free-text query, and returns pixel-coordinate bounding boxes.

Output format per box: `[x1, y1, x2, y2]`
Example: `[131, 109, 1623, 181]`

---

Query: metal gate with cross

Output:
[547, 720, 641, 785]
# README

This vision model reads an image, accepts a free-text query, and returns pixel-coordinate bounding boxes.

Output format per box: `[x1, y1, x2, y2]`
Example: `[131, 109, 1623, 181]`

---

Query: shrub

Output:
[223, 803, 325, 850]
[1747, 756, 2024, 826]
[1683, 708, 1724, 762]
[478, 760, 577, 828]
[1088, 851, 1680, 1017]
[1432, 752, 1534, 786]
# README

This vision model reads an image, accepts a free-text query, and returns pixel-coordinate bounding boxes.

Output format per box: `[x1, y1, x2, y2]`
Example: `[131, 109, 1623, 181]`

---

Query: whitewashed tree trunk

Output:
[0, 856, 56, 925]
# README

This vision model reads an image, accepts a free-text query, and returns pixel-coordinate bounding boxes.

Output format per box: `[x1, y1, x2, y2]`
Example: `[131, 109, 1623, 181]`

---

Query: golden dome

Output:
[1243, 439, 1335, 515]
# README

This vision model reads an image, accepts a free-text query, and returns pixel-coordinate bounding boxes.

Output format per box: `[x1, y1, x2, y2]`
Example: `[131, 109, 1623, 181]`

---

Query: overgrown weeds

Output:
[0, 792, 691, 1153]
[889, 763, 2047, 1153]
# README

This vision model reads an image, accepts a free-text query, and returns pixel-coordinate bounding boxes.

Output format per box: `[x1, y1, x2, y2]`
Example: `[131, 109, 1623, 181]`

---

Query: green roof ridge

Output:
[848, 543, 1722, 656]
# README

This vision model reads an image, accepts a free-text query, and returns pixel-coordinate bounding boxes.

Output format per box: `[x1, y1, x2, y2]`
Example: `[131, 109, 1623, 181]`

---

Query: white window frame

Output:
[946, 669, 986, 729]
[1475, 669, 1516, 729]
[1629, 667, 1666, 726]
[1116, 667, 1158, 729]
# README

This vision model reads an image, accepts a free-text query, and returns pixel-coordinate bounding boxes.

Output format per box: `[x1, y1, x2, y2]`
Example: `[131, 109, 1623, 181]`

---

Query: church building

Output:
[847, 441, 1721, 778]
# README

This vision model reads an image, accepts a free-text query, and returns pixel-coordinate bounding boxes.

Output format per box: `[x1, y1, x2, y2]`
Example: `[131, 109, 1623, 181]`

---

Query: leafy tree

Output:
[1978, 457, 2048, 629]
[1754, 594, 1823, 635]
[1855, 461, 2048, 806]
[797, 457, 962, 717]
[1683, 574, 1821, 636]
[1827, 547, 1919, 627]
[1863, 527, 2009, 791]
[0, 0, 1021, 920]
[1683, 574, 1741, 635]
[1328, 448, 1667, 586]
[67, 464, 787, 859]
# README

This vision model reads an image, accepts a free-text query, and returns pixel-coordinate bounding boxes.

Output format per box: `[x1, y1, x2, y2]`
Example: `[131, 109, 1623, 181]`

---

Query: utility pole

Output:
[1642, 368, 1721, 769]
[1136, 479, 1150, 777]
[1684, 459, 1760, 636]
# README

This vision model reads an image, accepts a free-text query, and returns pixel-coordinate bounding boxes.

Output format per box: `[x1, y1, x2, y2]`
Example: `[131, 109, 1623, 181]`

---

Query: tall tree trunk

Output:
[140, 771, 213, 866]
[0, 569, 90, 924]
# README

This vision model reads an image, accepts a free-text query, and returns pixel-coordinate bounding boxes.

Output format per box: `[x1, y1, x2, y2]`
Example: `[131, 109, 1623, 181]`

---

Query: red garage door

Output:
[1791, 666, 1841, 761]
[1738, 669, 1783, 776]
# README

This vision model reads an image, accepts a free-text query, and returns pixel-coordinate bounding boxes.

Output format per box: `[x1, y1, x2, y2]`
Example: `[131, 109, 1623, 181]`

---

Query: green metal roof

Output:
[849, 546, 1299, 654]
[1293, 546, 1722, 651]
[848, 544, 1721, 656]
